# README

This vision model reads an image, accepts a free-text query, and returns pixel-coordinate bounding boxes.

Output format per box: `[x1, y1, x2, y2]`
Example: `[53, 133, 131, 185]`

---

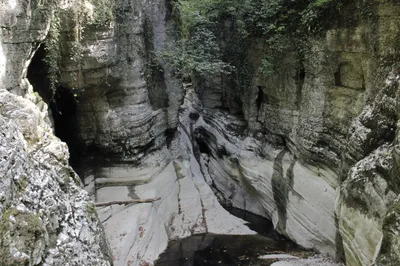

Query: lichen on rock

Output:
[0, 0, 112, 264]
[0, 89, 112, 265]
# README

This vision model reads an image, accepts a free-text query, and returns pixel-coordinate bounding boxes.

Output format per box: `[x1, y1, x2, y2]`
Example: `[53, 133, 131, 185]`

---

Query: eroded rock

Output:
[0, 89, 112, 265]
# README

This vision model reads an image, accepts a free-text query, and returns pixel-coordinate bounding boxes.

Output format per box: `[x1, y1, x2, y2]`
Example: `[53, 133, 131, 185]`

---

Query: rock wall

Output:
[40, 1, 256, 266]
[5, 0, 399, 265]
[56, 0, 183, 172]
[83, 106, 255, 265]
[0, 0, 112, 264]
[338, 72, 400, 266]
[190, 1, 400, 265]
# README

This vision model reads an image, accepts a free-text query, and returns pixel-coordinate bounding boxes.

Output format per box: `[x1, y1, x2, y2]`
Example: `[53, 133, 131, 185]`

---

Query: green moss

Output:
[42, 0, 116, 99]
[0, 209, 43, 266]
[44, 8, 62, 95]
[377, 202, 400, 264]
[87, 0, 115, 27]
[18, 176, 28, 192]
[143, 18, 169, 109]
[85, 202, 98, 222]
[173, 161, 185, 179]
[343, 188, 370, 218]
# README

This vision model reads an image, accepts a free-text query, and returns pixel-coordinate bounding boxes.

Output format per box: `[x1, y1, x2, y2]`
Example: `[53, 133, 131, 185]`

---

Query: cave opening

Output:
[256, 86, 264, 110]
[334, 65, 342, 86]
[27, 44, 81, 165]
[196, 138, 211, 156]
[51, 86, 80, 165]
[165, 128, 177, 148]
[27, 44, 52, 103]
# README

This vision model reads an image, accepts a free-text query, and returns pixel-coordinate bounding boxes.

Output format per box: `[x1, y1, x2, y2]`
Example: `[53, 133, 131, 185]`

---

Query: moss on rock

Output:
[0, 209, 43, 266]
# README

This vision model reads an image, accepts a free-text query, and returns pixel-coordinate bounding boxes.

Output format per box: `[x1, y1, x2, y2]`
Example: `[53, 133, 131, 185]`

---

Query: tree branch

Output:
[95, 197, 161, 207]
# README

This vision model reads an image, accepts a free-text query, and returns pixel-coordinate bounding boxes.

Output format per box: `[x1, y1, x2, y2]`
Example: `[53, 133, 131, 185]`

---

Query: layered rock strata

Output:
[0, 0, 112, 264]
[3, 0, 400, 265]
[56, 0, 183, 169]
[82, 103, 255, 266]
[190, 1, 400, 264]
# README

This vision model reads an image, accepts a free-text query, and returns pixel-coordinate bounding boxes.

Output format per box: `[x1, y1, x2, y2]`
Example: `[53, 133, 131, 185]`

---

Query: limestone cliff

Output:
[186, 0, 400, 265]
[55, 0, 183, 169]
[2, 0, 400, 265]
[0, 0, 112, 264]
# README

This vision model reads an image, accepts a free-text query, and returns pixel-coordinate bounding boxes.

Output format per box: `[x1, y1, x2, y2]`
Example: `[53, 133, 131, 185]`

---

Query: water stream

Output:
[154, 207, 309, 266]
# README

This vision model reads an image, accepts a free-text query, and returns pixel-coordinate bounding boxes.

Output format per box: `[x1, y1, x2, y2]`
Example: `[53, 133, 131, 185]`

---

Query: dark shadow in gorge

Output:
[155, 208, 306, 266]
[27, 44, 81, 166]
[27, 44, 52, 103]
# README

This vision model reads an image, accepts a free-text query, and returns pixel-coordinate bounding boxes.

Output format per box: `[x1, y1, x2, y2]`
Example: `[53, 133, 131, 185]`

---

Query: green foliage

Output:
[300, 0, 342, 33]
[44, 8, 61, 95]
[160, 28, 232, 78]
[86, 0, 115, 27]
[42, 0, 115, 99]
[160, 0, 233, 78]
[163, 0, 344, 85]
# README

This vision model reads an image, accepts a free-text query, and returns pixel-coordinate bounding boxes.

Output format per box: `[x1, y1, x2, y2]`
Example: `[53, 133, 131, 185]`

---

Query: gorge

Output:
[1, 0, 400, 265]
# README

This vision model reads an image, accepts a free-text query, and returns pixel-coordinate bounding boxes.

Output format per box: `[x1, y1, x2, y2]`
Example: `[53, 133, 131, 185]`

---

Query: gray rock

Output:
[0, 0, 112, 264]
[0, 89, 112, 265]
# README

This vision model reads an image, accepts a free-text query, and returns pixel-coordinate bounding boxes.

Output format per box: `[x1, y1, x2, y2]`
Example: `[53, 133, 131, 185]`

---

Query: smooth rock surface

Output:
[84, 124, 254, 266]
[183, 84, 339, 257]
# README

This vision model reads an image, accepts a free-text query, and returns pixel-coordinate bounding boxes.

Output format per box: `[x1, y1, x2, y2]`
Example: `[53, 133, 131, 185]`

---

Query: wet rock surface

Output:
[2, 0, 400, 265]
[155, 234, 300, 266]
[154, 208, 341, 266]
[81, 125, 255, 266]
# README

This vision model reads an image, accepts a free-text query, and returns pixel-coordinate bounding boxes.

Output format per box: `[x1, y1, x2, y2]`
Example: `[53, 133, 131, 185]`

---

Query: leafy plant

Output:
[160, 28, 232, 78]
[44, 8, 62, 95]
[42, 0, 116, 99]
[162, 0, 345, 84]
[86, 0, 115, 27]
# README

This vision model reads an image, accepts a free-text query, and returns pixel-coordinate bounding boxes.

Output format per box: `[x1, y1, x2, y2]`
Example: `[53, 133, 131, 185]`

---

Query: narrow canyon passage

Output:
[154, 208, 306, 266]
[70, 85, 343, 266]
[2, 0, 400, 265]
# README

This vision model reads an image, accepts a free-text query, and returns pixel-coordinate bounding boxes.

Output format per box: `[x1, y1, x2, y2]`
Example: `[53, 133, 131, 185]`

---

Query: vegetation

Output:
[87, 0, 116, 27]
[161, 0, 344, 90]
[41, 0, 115, 98]
[0, 209, 42, 265]
[44, 8, 62, 94]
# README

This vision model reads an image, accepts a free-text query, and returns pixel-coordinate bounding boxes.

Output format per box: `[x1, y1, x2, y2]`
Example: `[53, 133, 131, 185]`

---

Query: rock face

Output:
[190, 85, 340, 257]
[47, 0, 400, 265]
[0, 0, 49, 95]
[3, 0, 400, 266]
[55, 0, 183, 169]
[0, 89, 112, 265]
[0, 0, 112, 265]
[83, 121, 255, 266]
[188, 1, 400, 265]
[338, 72, 400, 266]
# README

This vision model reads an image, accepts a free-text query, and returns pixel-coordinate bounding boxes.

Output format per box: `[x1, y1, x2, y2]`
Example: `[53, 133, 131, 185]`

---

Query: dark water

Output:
[154, 207, 306, 266]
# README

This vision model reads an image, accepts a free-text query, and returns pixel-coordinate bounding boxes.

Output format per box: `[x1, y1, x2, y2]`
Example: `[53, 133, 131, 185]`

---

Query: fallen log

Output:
[95, 197, 161, 207]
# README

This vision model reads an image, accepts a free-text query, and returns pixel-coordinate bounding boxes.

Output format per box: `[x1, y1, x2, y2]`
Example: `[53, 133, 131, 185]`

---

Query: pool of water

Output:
[154, 207, 307, 266]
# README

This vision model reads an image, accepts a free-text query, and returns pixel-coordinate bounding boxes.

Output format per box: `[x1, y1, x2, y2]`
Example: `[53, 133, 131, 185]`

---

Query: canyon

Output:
[1, 0, 400, 265]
